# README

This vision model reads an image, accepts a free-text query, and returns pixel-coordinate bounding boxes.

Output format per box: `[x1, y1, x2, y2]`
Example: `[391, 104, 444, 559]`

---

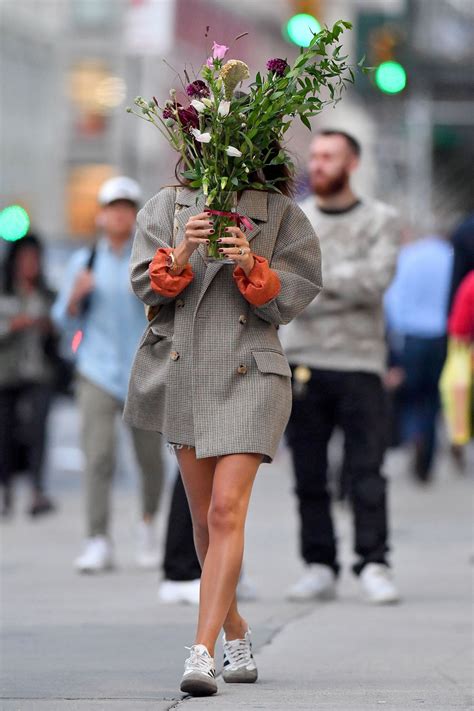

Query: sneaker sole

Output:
[223, 668, 258, 684]
[180, 673, 217, 696]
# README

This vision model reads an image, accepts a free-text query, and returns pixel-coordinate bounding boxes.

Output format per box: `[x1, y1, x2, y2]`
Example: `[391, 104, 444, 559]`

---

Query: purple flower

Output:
[177, 105, 199, 131]
[162, 102, 182, 120]
[186, 80, 210, 98]
[266, 58, 289, 77]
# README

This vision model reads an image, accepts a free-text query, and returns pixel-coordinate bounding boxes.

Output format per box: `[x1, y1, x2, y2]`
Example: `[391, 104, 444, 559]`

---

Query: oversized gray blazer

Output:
[123, 186, 322, 462]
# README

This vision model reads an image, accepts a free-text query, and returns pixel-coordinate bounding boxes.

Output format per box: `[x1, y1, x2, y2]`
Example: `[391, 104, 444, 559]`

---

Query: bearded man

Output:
[282, 130, 401, 604]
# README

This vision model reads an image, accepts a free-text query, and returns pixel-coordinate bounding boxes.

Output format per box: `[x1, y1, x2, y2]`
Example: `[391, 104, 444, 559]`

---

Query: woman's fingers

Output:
[224, 226, 246, 241]
[217, 235, 247, 245]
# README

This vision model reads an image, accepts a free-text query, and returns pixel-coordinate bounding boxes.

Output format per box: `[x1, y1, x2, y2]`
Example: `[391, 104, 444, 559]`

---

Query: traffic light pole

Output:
[405, 93, 433, 232]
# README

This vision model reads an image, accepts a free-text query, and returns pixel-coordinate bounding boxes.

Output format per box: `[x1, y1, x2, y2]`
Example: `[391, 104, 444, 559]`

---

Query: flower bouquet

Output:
[128, 21, 359, 262]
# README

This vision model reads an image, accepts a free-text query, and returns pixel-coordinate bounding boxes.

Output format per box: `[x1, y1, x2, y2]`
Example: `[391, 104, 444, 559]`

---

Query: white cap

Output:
[98, 176, 142, 206]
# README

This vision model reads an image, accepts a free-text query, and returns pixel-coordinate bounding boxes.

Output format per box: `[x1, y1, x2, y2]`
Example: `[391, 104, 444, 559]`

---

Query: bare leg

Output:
[177, 449, 261, 656]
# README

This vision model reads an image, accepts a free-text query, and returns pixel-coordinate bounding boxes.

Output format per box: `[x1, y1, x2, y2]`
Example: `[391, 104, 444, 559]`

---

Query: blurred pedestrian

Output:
[52, 176, 164, 573]
[283, 130, 400, 605]
[0, 234, 57, 517]
[439, 270, 474, 450]
[123, 175, 321, 695]
[449, 270, 474, 343]
[384, 234, 453, 481]
[448, 212, 474, 309]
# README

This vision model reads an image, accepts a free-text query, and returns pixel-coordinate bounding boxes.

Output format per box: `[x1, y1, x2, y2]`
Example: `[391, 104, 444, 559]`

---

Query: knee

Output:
[208, 497, 241, 536]
[352, 473, 386, 507]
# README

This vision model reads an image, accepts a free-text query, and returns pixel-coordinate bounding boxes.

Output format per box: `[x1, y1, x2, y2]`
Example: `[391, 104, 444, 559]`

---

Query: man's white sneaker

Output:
[286, 563, 337, 601]
[74, 536, 114, 573]
[180, 644, 217, 696]
[158, 579, 200, 605]
[136, 521, 160, 569]
[222, 628, 258, 683]
[360, 563, 400, 604]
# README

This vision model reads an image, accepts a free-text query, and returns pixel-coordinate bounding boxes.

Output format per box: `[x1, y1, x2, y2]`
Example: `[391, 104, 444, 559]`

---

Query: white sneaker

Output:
[286, 563, 337, 601]
[136, 521, 160, 569]
[180, 644, 217, 696]
[222, 628, 258, 683]
[158, 579, 200, 605]
[360, 563, 400, 604]
[236, 571, 259, 602]
[74, 536, 114, 573]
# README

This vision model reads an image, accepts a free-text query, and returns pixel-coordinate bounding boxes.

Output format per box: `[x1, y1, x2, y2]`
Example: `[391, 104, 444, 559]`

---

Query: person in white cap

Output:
[52, 176, 165, 573]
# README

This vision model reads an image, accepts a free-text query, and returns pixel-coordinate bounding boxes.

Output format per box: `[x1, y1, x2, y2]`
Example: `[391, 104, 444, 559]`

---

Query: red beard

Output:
[312, 170, 349, 197]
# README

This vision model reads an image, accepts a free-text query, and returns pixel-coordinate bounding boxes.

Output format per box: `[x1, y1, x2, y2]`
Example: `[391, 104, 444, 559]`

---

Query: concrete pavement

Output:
[1, 399, 472, 710]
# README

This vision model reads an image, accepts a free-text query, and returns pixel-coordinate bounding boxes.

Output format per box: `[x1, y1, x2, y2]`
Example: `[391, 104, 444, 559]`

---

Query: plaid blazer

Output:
[124, 186, 322, 462]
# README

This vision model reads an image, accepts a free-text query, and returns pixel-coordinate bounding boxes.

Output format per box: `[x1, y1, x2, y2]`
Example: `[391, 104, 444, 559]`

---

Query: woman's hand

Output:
[174, 213, 214, 266]
[218, 226, 255, 276]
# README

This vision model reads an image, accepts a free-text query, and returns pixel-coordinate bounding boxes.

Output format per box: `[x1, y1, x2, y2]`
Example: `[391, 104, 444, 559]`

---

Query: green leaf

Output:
[182, 169, 198, 180]
[231, 177, 239, 186]
[300, 114, 312, 131]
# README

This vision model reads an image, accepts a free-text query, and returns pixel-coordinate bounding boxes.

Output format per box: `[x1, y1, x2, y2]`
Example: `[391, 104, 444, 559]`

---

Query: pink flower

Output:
[206, 41, 229, 67]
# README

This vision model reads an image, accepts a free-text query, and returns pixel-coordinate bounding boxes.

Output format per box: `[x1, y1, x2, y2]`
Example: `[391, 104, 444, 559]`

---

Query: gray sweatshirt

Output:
[281, 196, 400, 376]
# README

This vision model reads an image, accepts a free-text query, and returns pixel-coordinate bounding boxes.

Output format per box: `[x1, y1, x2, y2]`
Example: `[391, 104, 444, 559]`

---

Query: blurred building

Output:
[1, 0, 473, 243]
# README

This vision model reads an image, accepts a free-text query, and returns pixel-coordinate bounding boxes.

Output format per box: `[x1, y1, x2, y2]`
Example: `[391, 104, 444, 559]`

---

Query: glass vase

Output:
[205, 191, 238, 264]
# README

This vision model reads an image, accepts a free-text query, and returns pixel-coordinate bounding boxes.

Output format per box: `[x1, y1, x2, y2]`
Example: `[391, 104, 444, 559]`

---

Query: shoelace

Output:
[224, 637, 251, 668]
[184, 647, 214, 675]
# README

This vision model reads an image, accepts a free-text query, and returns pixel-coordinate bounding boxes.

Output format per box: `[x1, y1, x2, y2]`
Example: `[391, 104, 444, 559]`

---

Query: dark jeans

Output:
[163, 470, 201, 581]
[286, 369, 390, 576]
[399, 335, 447, 477]
[0, 383, 53, 493]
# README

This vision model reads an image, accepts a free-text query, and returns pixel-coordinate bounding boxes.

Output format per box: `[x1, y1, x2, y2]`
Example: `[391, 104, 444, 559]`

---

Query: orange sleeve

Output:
[149, 248, 194, 298]
[233, 255, 281, 307]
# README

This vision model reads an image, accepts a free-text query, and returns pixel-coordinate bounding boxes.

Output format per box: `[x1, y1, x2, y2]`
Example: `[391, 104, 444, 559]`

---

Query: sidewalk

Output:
[181, 448, 473, 711]
[1, 421, 472, 710]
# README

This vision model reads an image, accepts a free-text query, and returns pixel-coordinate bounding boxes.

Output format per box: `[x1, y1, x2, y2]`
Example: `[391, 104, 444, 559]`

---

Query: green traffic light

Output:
[285, 13, 321, 47]
[0, 205, 30, 241]
[375, 61, 407, 94]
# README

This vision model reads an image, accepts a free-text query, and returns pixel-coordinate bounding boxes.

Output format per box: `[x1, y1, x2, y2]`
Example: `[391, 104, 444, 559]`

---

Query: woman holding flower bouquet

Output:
[124, 24, 355, 696]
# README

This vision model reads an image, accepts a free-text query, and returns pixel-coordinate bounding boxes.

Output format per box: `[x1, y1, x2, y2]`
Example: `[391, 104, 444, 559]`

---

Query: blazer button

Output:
[176, 299, 185, 308]
[237, 364, 248, 375]
[170, 351, 180, 361]
[239, 314, 247, 325]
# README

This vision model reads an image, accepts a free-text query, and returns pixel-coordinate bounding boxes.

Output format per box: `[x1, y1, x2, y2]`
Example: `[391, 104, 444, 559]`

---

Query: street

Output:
[1, 399, 472, 711]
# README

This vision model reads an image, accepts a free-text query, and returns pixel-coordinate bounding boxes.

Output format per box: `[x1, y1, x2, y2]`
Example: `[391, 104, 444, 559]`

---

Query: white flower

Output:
[190, 128, 212, 143]
[225, 145, 242, 157]
[202, 97, 213, 107]
[190, 99, 206, 113]
[218, 100, 230, 117]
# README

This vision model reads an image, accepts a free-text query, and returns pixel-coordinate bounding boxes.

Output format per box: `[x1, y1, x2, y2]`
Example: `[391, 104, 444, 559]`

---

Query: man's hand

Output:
[9, 314, 36, 332]
[67, 270, 95, 317]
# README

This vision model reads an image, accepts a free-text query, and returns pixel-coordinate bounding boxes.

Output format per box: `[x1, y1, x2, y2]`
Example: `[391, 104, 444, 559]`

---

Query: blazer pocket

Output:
[252, 349, 292, 377]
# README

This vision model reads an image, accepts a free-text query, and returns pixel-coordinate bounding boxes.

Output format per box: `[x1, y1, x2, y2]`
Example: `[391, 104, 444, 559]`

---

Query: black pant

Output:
[0, 383, 53, 494]
[399, 335, 447, 478]
[286, 369, 389, 576]
[162, 470, 201, 581]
